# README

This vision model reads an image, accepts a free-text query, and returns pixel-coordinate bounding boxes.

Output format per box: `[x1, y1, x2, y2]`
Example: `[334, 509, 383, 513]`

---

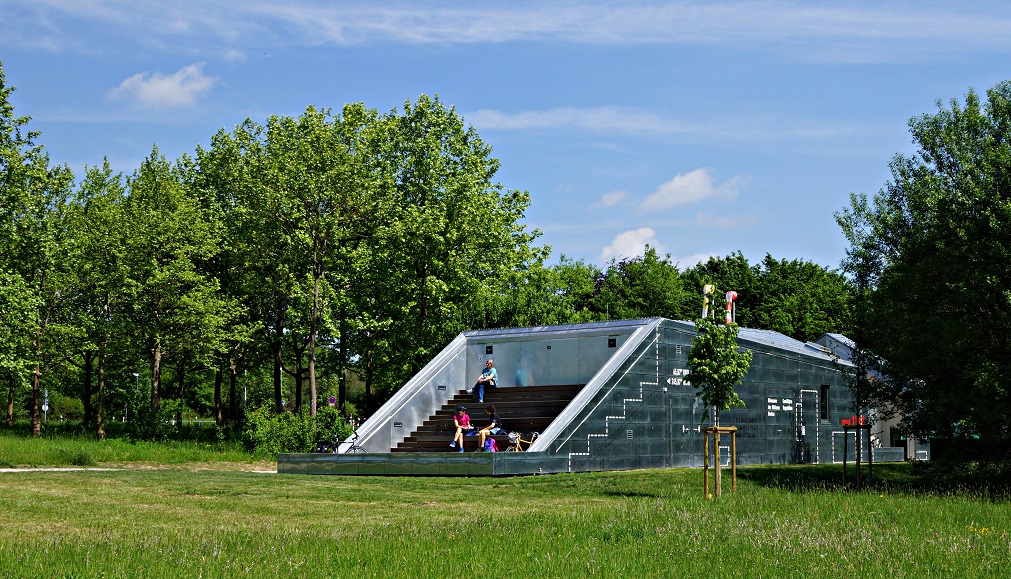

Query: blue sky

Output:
[3, 1, 1010, 270]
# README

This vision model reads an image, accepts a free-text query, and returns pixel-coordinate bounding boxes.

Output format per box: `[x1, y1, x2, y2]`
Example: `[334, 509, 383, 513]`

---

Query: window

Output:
[820, 384, 829, 420]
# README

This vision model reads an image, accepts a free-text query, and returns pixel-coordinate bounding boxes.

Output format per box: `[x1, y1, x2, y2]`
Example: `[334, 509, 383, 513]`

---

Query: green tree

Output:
[121, 147, 233, 431]
[749, 254, 852, 343]
[685, 317, 753, 427]
[252, 104, 386, 415]
[63, 159, 129, 438]
[593, 246, 687, 320]
[379, 95, 541, 382]
[836, 80, 1011, 459]
[0, 60, 75, 436]
[0, 271, 37, 425]
[681, 252, 757, 325]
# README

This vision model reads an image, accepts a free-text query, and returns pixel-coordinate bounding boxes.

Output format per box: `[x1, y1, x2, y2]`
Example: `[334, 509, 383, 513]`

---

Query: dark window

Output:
[485, 345, 493, 355]
[608, 338, 617, 348]
[820, 384, 830, 420]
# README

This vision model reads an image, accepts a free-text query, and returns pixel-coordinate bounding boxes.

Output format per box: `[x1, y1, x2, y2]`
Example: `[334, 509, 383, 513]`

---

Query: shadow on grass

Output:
[737, 460, 1011, 501]
[601, 490, 664, 499]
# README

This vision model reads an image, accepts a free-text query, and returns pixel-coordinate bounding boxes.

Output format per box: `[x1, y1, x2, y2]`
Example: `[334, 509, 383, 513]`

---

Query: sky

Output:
[2, 1, 1010, 270]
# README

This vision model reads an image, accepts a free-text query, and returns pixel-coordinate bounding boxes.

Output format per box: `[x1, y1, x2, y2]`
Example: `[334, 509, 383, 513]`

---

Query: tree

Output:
[749, 254, 852, 343]
[836, 80, 1011, 459]
[0, 271, 36, 425]
[252, 104, 386, 415]
[63, 159, 129, 438]
[0, 60, 75, 436]
[121, 147, 233, 431]
[682, 252, 758, 326]
[593, 246, 688, 320]
[377, 95, 541, 384]
[685, 317, 753, 427]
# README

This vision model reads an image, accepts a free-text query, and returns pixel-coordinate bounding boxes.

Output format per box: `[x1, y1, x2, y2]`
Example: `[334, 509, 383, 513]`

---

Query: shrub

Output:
[242, 405, 351, 458]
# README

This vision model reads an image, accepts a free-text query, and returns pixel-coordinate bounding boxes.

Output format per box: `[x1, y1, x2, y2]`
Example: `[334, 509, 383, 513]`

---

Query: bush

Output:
[241, 405, 351, 458]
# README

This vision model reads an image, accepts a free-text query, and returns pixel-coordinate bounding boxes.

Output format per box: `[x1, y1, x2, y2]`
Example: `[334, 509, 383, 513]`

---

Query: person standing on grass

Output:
[450, 405, 472, 452]
[472, 359, 497, 403]
[476, 405, 504, 451]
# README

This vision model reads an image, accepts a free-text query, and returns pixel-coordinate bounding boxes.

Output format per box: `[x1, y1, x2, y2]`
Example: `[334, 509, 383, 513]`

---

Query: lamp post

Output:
[130, 373, 139, 421]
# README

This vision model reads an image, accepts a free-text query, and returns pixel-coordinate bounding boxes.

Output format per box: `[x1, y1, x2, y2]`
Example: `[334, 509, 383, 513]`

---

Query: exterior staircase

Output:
[392, 384, 585, 452]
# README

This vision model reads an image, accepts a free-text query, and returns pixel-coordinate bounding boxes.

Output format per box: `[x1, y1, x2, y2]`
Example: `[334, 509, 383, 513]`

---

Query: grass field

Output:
[2, 458, 1009, 578]
[0, 430, 270, 471]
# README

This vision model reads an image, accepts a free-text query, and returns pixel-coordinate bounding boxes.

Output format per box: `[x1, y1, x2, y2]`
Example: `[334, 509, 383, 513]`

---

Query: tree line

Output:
[1, 61, 856, 439]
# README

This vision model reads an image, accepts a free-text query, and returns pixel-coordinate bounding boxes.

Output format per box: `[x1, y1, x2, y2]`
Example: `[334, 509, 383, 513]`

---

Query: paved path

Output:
[0, 467, 122, 473]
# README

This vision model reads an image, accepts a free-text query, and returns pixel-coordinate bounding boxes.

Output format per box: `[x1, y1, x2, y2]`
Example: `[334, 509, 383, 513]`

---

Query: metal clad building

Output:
[279, 318, 859, 475]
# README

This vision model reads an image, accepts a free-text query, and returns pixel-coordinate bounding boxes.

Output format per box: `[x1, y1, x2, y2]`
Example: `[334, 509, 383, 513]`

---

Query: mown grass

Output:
[1, 464, 1009, 577]
[0, 430, 270, 470]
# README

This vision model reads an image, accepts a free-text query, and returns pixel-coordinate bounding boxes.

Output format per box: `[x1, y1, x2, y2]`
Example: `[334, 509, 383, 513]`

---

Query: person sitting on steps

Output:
[450, 405, 472, 452]
[475, 404, 504, 451]
[472, 359, 497, 403]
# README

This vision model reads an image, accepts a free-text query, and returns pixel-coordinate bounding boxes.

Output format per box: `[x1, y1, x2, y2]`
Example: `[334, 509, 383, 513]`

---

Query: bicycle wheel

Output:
[347, 445, 368, 454]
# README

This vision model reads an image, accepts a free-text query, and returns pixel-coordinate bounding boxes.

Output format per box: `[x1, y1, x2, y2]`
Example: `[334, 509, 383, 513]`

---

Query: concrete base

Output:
[277, 452, 570, 476]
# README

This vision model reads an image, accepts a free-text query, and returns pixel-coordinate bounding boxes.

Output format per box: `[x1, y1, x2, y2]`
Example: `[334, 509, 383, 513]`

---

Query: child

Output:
[450, 405, 472, 452]
[476, 404, 504, 452]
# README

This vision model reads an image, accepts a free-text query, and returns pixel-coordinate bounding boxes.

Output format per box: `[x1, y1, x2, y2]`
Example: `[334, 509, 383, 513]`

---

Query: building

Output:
[279, 318, 892, 475]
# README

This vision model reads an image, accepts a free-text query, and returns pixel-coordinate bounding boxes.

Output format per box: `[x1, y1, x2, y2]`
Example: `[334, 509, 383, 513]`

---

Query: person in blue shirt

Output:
[471, 359, 497, 403]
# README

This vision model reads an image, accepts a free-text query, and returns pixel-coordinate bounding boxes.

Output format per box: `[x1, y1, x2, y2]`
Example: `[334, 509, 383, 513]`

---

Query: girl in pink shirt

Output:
[450, 406, 472, 452]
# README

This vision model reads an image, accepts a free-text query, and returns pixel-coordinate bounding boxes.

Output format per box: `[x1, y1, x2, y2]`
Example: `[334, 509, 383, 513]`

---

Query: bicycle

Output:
[505, 431, 538, 452]
[341, 430, 368, 454]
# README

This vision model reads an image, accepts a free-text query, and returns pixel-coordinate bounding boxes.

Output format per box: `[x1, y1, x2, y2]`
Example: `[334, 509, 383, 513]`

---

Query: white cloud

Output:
[8, 2, 1011, 62]
[589, 190, 629, 210]
[466, 106, 866, 142]
[599, 228, 660, 263]
[641, 169, 745, 211]
[468, 106, 700, 136]
[108, 63, 218, 108]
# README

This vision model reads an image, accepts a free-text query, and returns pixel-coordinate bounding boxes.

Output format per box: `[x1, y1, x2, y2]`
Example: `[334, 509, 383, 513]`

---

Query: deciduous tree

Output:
[836, 80, 1011, 459]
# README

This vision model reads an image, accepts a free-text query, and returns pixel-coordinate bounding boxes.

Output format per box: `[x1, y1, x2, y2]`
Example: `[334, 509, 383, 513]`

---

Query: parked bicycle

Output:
[505, 431, 538, 452]
[314, 430, 368, 454]
[341, 430, 368, 454]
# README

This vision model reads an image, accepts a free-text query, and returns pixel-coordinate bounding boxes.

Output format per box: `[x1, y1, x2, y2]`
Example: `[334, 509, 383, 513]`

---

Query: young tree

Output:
[685, 317, 753, 427]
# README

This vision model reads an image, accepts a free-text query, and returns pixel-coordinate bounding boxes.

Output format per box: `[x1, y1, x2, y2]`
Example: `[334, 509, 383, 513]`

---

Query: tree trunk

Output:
[176, 362, 186, 424]
[228, 358, 238, 421]
[6, 373, 14, 426]
[293, 366, 302, 414]
[31, 362, 41, 437]
[338, 306, 347, 411]
[150, 341, 162, 424]
[364, 348, 373, 415]
[272, 339, 283, 413]
[96, 348, 106, 440]
[308, 274, 319, 416]
[213, 366, 223, 424]
[82, 349, 94, 428]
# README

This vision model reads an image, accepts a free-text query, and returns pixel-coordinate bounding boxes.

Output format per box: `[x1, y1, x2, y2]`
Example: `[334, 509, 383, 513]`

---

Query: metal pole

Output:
[715, 429, 722, 498]
[731, 430, 737, 494]
[703, 429, 710, 498]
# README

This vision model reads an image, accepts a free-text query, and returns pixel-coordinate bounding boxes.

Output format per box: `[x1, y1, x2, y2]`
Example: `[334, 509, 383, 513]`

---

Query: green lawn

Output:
[0, 429, 270, 471]
[1, 462, 1008, 577]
